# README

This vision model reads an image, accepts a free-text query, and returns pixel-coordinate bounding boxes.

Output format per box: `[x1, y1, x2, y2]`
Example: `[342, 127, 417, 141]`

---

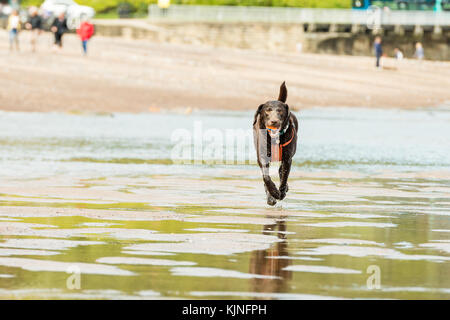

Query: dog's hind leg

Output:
[278, 159, 292, 200]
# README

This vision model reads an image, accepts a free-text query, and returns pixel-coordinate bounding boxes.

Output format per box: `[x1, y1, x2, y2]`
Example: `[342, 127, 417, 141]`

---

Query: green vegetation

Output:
[173, 0, 350, 8]
[21, 0, 351, 15]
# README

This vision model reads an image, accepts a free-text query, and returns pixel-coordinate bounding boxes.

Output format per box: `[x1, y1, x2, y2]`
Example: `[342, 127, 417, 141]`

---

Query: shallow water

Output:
[0, 107, 449, 299]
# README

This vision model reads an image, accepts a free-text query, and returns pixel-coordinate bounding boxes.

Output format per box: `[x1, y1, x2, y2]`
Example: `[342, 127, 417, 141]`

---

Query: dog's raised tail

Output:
[278, 81, 287, 103]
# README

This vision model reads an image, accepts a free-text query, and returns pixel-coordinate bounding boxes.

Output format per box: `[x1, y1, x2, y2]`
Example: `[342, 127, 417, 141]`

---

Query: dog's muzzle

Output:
[266, 126, 280, 139]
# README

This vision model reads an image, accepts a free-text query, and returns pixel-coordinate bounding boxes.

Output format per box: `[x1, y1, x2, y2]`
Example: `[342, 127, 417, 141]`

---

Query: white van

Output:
[40, 0, 95, 29]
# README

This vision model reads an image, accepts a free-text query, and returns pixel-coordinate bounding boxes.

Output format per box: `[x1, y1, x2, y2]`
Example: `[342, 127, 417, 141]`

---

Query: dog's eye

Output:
[266, 108, 272, 112]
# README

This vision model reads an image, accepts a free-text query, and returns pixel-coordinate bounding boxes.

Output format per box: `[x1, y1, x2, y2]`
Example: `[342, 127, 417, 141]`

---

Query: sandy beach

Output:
[0, 103, 449, 299]
[0, 26, 449, 300]
[0, 30, 449, 113]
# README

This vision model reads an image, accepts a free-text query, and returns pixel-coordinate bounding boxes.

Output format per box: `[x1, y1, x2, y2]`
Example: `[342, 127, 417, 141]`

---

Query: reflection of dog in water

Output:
[249, 220, 292, 294]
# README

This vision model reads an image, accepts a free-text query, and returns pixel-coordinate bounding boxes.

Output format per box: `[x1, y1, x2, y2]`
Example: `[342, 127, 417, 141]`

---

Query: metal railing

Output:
[148, 5, 450, 26]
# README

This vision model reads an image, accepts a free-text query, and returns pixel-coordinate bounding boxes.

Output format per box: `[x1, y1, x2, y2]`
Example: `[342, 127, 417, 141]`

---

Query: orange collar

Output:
[270, 125, 295, 162]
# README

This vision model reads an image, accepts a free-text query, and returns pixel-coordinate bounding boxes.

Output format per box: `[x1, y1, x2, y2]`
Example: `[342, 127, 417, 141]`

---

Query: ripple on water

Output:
[300, 222, 397, 228]
[267, 256, 324, 261]
[184, 216, 276, 225]
[0, 224, 159, 240]
[302, 238, 385, 246]
[0, 288, 138, 299]
[183, 228, 249, 233]
[189, 291, 340, 300]
[0, 239, 104, 250]
[296, 245, 450, 262]
[419, 241, 450, 254]
[170, 267, 279, 279]
[137, 290, 161, 298]
[78, 222, 121, 227]
[96, 257, 196, 266]
[283, 265, 362, 274]
[122, 251, 175, 256]
[0, 248, 60, 256]
[0, 257, 134, 276]
[124, 233, 281, 256]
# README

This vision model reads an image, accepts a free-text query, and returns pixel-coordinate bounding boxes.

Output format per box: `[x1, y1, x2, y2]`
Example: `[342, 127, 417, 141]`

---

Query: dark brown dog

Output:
[253, 82, 298, 206]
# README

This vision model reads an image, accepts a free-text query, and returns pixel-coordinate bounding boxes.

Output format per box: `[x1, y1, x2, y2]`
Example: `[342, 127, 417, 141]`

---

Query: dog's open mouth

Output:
[266, 126, 280, 138]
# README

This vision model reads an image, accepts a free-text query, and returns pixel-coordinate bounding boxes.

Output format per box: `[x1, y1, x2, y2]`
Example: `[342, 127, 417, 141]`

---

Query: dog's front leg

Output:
[278, 158, 292, 200]
[260, 163, 280, 205]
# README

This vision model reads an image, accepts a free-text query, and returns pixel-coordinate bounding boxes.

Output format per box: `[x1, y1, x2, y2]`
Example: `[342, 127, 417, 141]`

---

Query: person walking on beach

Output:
[394, 48, 404, 60]
[414, 42, 424, 60]
[25, 7, 42, 53]
[7, 10, 21, 52]
[51, 12, 68, 50]
[158, 0, 170, 16]
[374, 36, 383, 68]
[76, 18, 94, 56]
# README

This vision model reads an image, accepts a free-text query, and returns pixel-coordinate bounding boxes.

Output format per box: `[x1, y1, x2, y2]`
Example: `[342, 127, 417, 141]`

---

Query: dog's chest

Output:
[270, 138, 282, 162]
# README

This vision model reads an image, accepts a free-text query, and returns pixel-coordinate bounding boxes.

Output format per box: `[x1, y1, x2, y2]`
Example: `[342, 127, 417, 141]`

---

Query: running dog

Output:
[253, 82, 298, 206]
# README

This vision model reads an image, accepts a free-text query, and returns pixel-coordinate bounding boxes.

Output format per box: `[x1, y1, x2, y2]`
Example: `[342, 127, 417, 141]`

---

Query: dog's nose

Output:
[270, 121, 280, 127]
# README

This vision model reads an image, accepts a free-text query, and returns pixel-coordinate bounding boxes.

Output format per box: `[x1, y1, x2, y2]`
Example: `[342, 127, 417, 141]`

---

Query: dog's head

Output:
[253, 82, 290, 135]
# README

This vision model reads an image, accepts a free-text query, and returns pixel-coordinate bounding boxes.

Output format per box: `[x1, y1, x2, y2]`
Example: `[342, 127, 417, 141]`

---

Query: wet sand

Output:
[0, 31, 449, 112]
[0, 95, 449, 298]
[0, 170, 449, 299]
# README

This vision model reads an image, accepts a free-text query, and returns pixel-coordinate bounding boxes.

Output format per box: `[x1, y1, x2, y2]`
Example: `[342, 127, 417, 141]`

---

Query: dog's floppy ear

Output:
[253, 104, 264, 126]
[278, 81, 287, 103]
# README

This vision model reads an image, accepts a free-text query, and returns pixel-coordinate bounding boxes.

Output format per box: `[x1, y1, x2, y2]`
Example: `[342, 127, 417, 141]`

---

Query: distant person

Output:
[374, 36, 383, 68]
[414, 42, 424, 60]
[25, 7, 43, 53]
[76, 18, 94, 55]
[7, 10, 21, 52]
[51, 12, 68, 50]
[394, 48, 404, 60]
[158, 0, 170, 16]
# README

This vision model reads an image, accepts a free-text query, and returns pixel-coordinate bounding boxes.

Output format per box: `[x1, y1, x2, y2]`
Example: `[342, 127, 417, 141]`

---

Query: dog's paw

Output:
[267, 195, 277, 206]
[264, 177, 281, 200]
[270, 189, 281, 200]
[279, 184, 289, 200]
